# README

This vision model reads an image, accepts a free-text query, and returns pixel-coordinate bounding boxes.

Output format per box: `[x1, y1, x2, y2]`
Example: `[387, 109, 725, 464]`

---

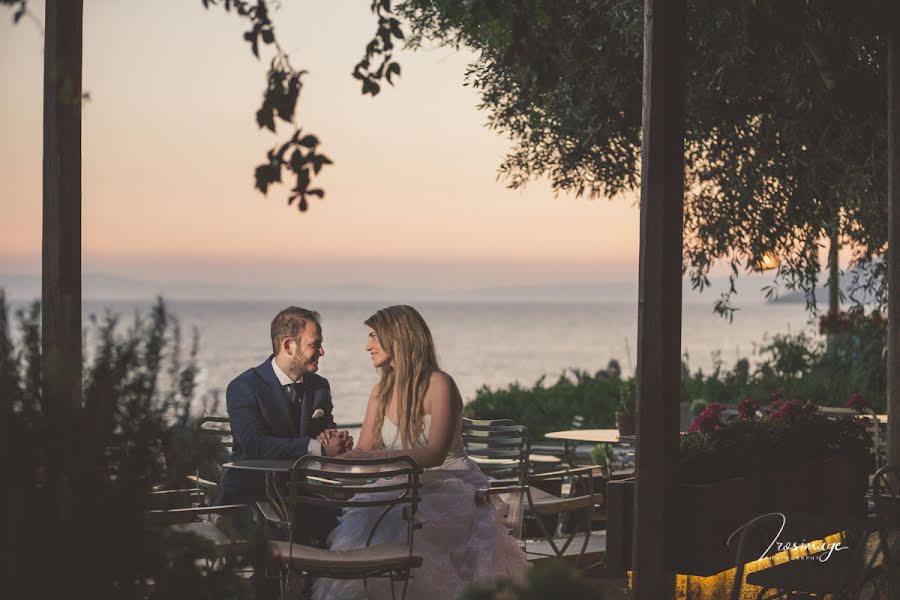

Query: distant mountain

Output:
[0, 272, 774, 305]
[766, 273, 878, 305]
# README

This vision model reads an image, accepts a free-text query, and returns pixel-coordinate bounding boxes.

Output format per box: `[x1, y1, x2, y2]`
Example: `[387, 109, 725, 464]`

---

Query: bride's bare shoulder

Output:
[428, 370, 454, 389]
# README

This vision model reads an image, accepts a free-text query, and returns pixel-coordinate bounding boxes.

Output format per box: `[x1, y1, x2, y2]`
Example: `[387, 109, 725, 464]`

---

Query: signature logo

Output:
[727, 513, 849, 563]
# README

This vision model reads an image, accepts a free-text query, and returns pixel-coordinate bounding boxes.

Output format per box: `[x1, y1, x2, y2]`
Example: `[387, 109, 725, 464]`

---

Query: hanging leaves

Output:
[200, 0, 404, 213]
[353, 1, 406, 96]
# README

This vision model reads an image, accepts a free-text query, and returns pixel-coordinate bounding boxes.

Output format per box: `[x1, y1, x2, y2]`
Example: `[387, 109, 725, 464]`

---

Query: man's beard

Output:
[295, 354, 319, 374]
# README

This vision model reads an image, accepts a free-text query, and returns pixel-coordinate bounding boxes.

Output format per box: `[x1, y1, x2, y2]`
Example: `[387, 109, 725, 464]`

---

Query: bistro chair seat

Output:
[170, 520, 235, 549]
[269, 541, 422, 575]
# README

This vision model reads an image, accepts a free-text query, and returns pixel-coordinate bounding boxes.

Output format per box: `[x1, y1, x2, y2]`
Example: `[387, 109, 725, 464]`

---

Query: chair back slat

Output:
[462, 418, 529, 482]
[289, 481, 414, 496]
[286, 455, 422, 511]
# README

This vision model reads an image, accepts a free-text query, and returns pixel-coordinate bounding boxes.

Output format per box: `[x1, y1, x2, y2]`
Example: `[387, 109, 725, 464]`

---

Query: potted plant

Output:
[615, 378, 636, 436]
[591, 442, 609, 476]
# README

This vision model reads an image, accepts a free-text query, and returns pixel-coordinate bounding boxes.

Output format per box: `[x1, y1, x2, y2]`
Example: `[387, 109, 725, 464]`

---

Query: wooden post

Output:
[888, 0, 900, 468]
[42, 0, 83, 413]
[632, 0, 686, 597]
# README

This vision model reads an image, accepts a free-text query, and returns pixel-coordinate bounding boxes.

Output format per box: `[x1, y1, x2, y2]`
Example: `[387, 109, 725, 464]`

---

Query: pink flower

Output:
[689, 403, 727, 433]
[737, 398, 760, 420]
[847, 392, 869, 413]
[767, 399, 805, 423]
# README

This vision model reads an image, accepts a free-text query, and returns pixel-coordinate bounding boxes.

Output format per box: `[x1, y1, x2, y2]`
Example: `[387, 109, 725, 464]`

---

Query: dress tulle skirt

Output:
[312, 458, 530, 600]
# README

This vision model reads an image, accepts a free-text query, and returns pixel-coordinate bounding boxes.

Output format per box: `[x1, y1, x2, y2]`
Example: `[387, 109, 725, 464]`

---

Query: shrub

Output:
[463, 369, 620, 437]
[0, 292, 257, 598]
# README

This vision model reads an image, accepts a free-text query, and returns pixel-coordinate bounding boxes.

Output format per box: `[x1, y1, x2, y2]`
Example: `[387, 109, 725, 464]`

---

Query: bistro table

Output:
[223, 458, 406, 520]
[544, 428, 633, 444]
[544, 429, 635, 469]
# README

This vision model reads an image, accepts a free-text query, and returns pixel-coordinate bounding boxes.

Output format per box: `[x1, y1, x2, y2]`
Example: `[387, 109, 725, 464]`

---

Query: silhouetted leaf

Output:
[299, 198, 308, 212]
[298, 135, 319, 148]
[307, 188, 324, 198]
[256, 107, 275, 132]
[386, 62, 401, 85]
[389, 18, 404, 40]
[289, 149, 303, 172]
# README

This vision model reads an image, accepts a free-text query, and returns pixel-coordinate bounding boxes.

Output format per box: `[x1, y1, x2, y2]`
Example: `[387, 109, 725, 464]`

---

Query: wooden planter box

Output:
[605, 454, 866, 577]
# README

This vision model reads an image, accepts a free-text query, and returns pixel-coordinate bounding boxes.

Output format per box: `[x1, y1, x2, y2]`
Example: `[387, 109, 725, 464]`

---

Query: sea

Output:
[10, 300, 815, 425]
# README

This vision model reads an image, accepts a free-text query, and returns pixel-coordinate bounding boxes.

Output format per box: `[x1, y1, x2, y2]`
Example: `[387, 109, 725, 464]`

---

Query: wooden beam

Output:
[42, 0, 83, 413]
[632, 0, 686, 597]
[888, 0, 900, 468]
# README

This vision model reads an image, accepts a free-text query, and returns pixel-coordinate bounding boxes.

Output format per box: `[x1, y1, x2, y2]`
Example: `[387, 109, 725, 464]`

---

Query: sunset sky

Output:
[0, 0, 650, 291]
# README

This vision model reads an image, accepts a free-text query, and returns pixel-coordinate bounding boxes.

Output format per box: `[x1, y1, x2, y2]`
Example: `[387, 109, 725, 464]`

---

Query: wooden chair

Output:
[267, 455, 423, 600]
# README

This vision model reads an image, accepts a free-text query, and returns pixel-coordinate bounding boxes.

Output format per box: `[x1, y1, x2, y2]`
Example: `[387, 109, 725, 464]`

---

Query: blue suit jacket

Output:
[216, 356, 336, 505]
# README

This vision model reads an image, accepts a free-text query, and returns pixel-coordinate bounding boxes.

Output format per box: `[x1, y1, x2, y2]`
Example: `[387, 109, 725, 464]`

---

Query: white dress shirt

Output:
[271, 358, 323, 456]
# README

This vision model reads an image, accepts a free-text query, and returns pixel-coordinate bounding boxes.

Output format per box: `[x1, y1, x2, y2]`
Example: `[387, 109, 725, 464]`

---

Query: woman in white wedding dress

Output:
[312, 305, 529, 600]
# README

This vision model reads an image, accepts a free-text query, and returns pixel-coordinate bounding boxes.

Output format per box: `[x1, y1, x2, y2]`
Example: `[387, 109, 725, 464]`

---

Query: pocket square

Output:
[311, 408, 325, 419]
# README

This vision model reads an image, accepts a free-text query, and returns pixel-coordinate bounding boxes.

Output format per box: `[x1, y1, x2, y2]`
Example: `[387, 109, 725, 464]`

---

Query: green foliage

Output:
[690, 399, 709, 416]
[463, 368, 620, 438]
[591, 443, 608, 468]
[0, 292, 256, 598]
[459, 559, 601, 600]
[397, 0, 890, 314]
[617, 377, 636, 413]
[682, 318, 886, 411]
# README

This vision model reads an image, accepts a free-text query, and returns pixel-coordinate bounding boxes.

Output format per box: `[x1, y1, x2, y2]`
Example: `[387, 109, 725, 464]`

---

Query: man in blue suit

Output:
[217, 306, 351, 506]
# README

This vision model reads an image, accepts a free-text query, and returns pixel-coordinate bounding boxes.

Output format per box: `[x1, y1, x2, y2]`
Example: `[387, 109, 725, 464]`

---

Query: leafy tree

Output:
[396, 0, 891, 315]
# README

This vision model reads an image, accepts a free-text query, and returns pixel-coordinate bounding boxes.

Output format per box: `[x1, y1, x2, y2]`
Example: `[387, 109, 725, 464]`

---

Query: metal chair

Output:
[863, 465, 900, 598]
[184, 415, 233, 504]
[267, 455, 423, 600]
[146, 499, 251, 570]
[465, 418, 530, 544]
[727, 513, 881, 600]
[463, 418, 598, 565]
[523, 465, 599, 566]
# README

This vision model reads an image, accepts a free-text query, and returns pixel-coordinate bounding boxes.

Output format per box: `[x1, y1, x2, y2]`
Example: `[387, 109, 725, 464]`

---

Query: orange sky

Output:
[0, 0, 649, 289]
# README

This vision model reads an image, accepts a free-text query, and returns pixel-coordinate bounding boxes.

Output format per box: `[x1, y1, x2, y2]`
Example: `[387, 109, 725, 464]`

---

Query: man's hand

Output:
[318, 429, 354, 452]
[322, 433, 347, 457]
[317, 428, 337, 445]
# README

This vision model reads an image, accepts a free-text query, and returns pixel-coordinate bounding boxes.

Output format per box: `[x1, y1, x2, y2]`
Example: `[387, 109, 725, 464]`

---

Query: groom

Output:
[217, 306, 351, 506]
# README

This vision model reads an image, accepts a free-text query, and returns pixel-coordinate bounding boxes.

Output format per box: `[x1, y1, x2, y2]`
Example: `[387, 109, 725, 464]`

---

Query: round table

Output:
[544, 429, 631, 443]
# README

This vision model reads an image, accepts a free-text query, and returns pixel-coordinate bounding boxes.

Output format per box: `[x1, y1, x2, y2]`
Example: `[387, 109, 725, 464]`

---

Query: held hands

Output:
[318, 428, 354, 457]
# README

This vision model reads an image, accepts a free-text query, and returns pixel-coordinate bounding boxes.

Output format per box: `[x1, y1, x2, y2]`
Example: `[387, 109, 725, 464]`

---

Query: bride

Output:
[312, 305, 529, 600]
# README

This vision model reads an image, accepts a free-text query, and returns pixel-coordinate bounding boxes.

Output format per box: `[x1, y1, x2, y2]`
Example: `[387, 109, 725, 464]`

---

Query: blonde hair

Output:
[365, 305, 439, 450]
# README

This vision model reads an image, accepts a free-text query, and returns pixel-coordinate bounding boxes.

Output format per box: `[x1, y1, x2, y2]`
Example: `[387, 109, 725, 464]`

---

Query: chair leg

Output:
[400, 570, 411, 600]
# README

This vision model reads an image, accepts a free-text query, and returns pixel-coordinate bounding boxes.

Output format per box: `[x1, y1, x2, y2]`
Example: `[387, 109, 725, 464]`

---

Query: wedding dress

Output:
[312, 415, 530, 599]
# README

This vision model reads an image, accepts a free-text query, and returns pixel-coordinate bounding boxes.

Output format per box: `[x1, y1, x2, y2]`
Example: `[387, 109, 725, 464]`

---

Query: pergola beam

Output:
[42, 0, 84, 413]
[632, 0, 686, 597]
[888, 0, 900, 467]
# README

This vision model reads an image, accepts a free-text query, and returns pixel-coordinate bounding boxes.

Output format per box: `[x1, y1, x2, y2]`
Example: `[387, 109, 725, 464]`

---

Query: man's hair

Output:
[271, 306, 321, 355]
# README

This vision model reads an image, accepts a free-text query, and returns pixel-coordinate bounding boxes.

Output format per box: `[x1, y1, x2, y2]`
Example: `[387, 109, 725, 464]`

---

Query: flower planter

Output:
[615, 411, 635, 436]
[604, 454, 867, 577]
[672, 474, 761, 576]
